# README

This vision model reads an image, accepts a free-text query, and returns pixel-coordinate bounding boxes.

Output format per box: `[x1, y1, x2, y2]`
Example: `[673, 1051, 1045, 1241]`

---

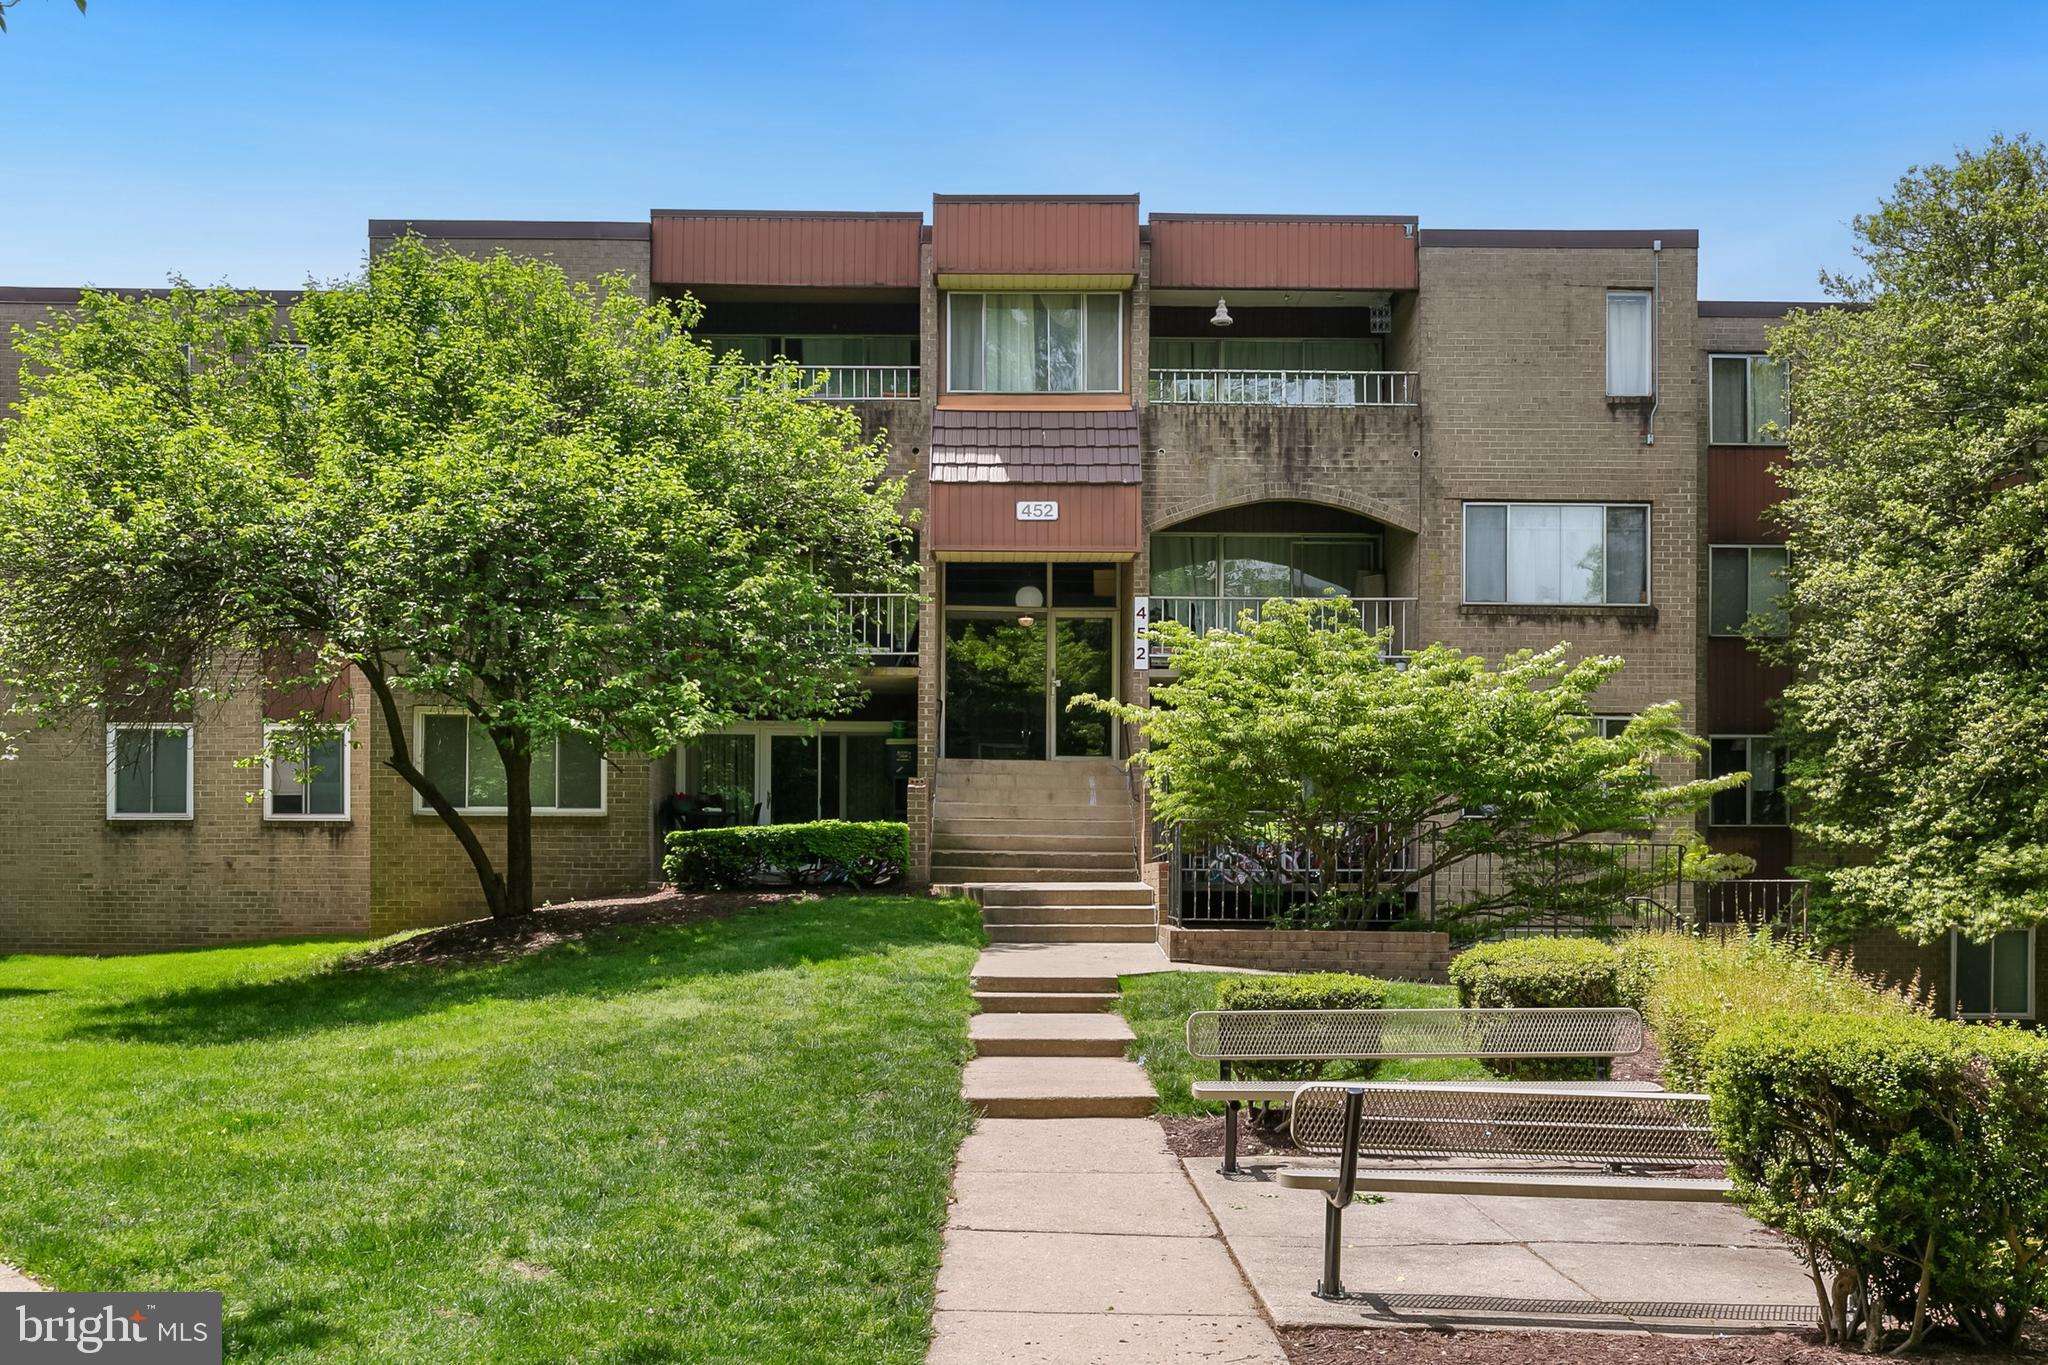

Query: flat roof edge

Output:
[368, 219, 651, 241]
[1420, 229, 1700, 250]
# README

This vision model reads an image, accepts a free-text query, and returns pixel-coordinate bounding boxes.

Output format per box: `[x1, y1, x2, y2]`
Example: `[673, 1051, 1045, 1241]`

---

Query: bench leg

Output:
[1219, 1100, 1241, 1177]
[1314, 1200, 1346, 1299]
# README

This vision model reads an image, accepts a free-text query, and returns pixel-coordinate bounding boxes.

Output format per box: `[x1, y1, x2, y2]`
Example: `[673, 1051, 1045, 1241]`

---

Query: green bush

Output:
[1446, 939, 1624, 1078]
[1709, 1014, 2048, 1351]
[664, 821, 909, 892]
[1215, 972, 1389, 1085]
[1622, 930, 1924, 1091]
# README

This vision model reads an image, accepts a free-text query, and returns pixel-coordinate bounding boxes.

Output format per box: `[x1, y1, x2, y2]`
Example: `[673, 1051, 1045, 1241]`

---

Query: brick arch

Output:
[1148, 484, 1422, 537]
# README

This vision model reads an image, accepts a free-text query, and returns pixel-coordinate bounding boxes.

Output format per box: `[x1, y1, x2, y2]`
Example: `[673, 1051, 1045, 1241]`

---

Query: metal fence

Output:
[795, 365, 920, 401]
[1146, 369, 1419, 407]
[1148, 596, 1414, 664]
[1158, 820, 1808, 942]
[836, 592, 918, 658]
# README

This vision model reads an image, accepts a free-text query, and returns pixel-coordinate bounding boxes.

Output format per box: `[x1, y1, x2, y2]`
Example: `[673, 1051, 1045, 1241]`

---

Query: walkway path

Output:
[932, 925, 1289, 1363]
[0, 1260, 45, 1292]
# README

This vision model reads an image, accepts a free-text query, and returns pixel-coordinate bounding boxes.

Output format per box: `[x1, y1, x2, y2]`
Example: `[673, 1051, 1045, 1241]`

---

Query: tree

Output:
[1767, 135, 2048, 944]
[1078, 599, 1737, 934]
[0, 238, 912, 917]
[0, 0, 85, 32]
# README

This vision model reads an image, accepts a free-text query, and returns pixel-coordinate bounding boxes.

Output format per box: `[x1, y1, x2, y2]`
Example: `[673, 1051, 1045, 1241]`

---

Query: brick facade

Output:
[1159, 925, 1452, 982]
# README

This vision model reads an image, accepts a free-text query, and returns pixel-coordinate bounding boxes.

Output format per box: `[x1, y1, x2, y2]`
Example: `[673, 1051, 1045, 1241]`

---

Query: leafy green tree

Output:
[0, 238, 911, 917]
[1078, 599, 1737, 934]
[1768, 136, 2048, 943]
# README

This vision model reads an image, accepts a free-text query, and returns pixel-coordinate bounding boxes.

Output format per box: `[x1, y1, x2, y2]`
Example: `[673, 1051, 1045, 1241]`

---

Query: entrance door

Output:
[1052, 616, 1115, 757]
[945, 616, 1048, 759]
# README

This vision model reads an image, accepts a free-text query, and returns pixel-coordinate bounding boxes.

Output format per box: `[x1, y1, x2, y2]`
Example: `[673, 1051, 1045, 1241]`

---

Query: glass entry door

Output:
[945, 616, 1048, 759]
[1053, 617, 1114, 757]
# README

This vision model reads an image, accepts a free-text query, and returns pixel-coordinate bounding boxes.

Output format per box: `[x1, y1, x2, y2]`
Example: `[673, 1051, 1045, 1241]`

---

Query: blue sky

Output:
[2, 0, 2043, 298]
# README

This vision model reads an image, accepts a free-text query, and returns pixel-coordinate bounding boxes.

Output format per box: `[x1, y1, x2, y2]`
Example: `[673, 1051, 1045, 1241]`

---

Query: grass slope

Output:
[0, 895, 982, 1364]
[1119, 971, 1486, 1115]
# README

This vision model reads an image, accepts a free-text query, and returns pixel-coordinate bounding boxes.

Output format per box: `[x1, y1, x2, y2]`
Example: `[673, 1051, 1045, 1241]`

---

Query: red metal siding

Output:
[932, 197, 1139, 276]
[1707, 446, 1790, 541]
[929, 482, 1142, 555]
[1706, 638, 1793, 734]
[1149, 216, 1419, 290]
[650, 212, 921, 288]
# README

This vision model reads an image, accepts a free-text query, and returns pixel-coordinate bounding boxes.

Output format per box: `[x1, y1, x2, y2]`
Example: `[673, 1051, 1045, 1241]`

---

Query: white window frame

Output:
[411, 711, 608, 817]
[1709, 543, 1791, 639]
[105, 722, 195, 822]
[1593, 714, 1636, 740]
[1708, 734, 1789, 827]
[1709, 352, 1787, 446]
[1951, 927, 2036, 1021]
[945, 291, 1124, 395]
[263, 721, 352, 822]
[686, 722, 898, 826]
[1605, 290, 1654, 397]
[1461, 502, 1653, 606]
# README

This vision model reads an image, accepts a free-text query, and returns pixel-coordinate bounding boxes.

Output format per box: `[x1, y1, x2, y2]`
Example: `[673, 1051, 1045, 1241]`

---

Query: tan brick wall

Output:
[1160, 926, 1451, 982]
[1, 300, 61, 418]
[0, 689, 372, 953]
[364, 695, 654, 934]
[1845, 926, 1950, 1015]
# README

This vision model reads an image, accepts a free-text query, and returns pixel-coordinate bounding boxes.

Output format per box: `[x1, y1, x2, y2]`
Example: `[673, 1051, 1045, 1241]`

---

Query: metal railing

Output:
[1147, 369, 1418, 407]
[1165, 822, 1421, 927]
[1688, 878, 1809, 936]
[1148, 595, 1414, 663]
[837, 592, 918, 657]
[795, 365, 920, 400]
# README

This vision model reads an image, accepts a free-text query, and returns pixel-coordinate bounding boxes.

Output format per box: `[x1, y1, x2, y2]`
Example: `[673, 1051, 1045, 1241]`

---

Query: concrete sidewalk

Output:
[929, 1119, 1288, 1364]
[0, 1261, 45, 1292]
[1186, 1157, 1818, 1334]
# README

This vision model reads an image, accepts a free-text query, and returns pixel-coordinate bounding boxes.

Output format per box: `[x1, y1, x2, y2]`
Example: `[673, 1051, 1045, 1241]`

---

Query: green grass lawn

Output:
[1119, 971, 1489, 1115]
[0, 895, 983, 1364]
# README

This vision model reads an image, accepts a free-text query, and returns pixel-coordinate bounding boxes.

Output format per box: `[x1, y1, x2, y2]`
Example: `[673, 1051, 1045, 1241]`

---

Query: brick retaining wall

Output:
[1159, 924, 1452, 982]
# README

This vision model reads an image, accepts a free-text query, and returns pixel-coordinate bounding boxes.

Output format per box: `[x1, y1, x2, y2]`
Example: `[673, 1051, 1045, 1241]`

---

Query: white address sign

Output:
[1015, 500, 1060, 522]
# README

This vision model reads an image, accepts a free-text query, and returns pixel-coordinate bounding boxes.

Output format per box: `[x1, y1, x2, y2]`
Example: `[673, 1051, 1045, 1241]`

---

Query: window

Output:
[416, 714, 605, 814]
[1710, 354, 1789, 445]
[1709, 545, 1790, 637]
[1953, 929, 2034, 1020]
[684, 725, 902, 826]
[1606, 291, 1653, 396]
[1709, 735, 1788, 826]
[265, 723, 349, 820]
[1463, 503, 1649, 606]
[947, 293, 1121, 393]
[1150, 534, 1384, 600]
[106, 723, 193, 820]
[1592, 714, 1635, 740]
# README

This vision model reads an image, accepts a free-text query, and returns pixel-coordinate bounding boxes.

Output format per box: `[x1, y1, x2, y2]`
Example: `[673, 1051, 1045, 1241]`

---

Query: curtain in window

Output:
[1034, 294, 1083, 392]
[1606, 293, 1652, 396]
[1507, 504, 1605, 604]
[948, 299, 984, 391]
[1221, 536, 1294, 599]
[1085, 295, 1119, 391]
[696, 734, 756, 820]
[1464, 505, 1508, 602]
[983, 295, 1035, 391]
[1749, 358, 1788, 440]
[1294, 541, 1370, 598]
[1149, 536, 1217, 598]
[1748, 547, 1790, 635]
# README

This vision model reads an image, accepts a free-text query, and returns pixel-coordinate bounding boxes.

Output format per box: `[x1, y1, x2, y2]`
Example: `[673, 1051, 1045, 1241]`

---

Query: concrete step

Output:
[934, 817, 1138, 838]
[934, 833, 1134, 855]
[982, 904, 1156, 926]
[935, 867, 1141, 885]
[934, 849, 1138, 871]
[978, 882, 1156, 908]
[933, 802, 1132, 822]
[972, 971, 1120, 993]
[962, 1056, 1158, 1119]
[941, 758, 1126, 776]
[973, 990, 1118, 1014]
[969, 1012, 1135, 1057]
[986, 924, 1157, 944]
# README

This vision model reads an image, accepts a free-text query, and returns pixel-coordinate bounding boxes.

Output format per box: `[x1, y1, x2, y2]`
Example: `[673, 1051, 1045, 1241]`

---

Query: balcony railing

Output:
[717, 364, 921, 401]
[1147, 595, 1414, 664]
[838, 592, 918, 657]
[1147, 369, 1418, 408]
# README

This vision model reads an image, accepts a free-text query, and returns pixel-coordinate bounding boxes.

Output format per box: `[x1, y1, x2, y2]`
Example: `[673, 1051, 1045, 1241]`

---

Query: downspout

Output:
[1644, 238, 1662, 445]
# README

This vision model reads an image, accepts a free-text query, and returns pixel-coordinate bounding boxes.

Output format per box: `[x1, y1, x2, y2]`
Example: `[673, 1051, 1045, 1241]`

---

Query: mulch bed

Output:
[343, 888, 829, 970]
[1282, 1323, 2046, 1363]
[1159, 1111, 1302, 1160]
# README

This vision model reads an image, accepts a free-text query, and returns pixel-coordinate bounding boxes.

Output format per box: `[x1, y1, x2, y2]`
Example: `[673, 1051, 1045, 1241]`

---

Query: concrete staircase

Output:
[940, 759, 1159, 1119]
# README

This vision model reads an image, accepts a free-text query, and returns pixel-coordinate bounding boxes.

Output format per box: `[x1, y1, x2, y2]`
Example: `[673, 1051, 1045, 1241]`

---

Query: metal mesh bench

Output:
[1185, 1007, 1650, 1174]
[1276, 1082, 1731, 1299]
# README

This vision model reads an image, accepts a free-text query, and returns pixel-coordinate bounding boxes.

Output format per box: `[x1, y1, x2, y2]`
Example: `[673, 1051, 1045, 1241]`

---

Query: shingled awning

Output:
[929, 410, 1141, 484]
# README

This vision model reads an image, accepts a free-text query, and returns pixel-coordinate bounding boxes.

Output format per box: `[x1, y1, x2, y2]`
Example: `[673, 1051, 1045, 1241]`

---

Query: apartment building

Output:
[0, 196, 2027, 1018]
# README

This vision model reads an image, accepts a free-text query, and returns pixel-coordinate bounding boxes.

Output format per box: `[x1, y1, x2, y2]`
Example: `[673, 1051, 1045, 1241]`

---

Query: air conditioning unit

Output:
[1368, 304, 1393, 335]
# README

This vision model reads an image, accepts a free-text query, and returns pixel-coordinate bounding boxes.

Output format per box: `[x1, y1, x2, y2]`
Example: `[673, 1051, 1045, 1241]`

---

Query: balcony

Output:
[1146, 368, 1417, 408]
[1147, 594, 1415, 666]
[798, 364, 920, 401]
[838, 592, 919, 659]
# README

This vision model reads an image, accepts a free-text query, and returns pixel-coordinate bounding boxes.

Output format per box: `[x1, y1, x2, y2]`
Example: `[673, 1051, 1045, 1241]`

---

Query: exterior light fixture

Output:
[1015, 584, 1045, 608]
[1210, 298, 1233, 327]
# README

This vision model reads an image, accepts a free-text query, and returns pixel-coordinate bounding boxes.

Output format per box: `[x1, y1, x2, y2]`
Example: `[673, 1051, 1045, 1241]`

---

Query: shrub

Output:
[1215, 972, 1389, 1086]
[1622, 930, 1925, 1091]
[665, 821, 909, 892]
[1709, 1013, 2048, 1351]
[1446, 939, 1624, 1078]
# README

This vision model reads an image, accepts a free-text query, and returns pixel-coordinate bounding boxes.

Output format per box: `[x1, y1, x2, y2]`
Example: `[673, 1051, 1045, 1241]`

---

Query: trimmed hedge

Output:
[1216, 972, 1390, 1085]
[664, 820, 909, 892]
[1710, 1014, 2048, 1351]
[1448, 938, 1623, 1009]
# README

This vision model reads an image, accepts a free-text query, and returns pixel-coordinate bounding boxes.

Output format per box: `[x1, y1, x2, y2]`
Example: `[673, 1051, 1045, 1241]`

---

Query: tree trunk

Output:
[498, 733, 536, 918]
[358, 664, 512, 919]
